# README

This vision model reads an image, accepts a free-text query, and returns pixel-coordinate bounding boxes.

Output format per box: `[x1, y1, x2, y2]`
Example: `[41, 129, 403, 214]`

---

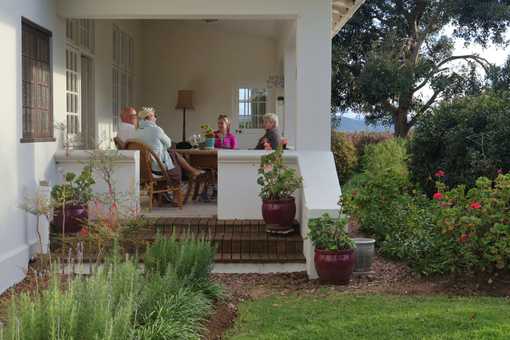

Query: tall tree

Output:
[332, 0, 510, 137]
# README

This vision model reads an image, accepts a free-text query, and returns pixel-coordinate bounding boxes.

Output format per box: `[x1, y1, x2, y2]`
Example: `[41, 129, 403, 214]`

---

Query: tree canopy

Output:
[332, 0, 510, 137]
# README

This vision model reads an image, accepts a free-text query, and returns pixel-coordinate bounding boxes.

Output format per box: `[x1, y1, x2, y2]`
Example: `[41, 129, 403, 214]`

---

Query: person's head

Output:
[138, 107, 157, 122]
[217, 114, 231, 133]
[262, 113, 278, 131]
[121, 107, 137, 126]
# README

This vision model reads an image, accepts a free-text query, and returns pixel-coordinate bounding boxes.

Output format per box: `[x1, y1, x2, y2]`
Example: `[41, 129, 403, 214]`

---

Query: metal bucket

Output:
[353, 238, 375, 273]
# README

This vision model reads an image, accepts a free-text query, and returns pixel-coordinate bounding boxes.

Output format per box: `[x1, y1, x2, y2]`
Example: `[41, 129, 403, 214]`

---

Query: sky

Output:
[343, 28, 510, 120]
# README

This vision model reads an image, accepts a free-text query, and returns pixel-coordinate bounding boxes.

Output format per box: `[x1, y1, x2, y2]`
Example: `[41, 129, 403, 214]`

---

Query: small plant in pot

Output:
[257, 145, 303, 234]
[308, 213, 356, 285]
[201, 124, 215, 149]
[51, 166, 95, 234]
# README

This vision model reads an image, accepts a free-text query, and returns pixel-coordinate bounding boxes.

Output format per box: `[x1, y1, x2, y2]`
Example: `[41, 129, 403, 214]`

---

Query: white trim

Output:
[0, 245, 30, 294]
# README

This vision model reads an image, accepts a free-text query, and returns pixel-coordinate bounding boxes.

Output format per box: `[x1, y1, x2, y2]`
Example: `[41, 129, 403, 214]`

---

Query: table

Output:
[176, 149, 218, 202]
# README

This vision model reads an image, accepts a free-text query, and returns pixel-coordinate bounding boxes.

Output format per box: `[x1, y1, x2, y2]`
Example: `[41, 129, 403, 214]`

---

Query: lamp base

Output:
[176, 141, 192, 150]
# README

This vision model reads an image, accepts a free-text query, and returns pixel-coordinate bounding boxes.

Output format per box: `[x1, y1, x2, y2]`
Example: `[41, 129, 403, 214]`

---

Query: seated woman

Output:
[255, 113, 281, 150]
[214, 114, 238, 149]
[134, 107, 203, 184]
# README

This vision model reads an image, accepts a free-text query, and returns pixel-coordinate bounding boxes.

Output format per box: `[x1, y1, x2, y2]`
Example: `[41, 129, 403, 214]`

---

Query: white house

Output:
[0, 0, 364, 293]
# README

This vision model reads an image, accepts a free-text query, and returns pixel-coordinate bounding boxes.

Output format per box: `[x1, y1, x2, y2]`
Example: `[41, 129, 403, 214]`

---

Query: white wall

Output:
[141, 20, 280, 143]
[0, 0, 65, 293]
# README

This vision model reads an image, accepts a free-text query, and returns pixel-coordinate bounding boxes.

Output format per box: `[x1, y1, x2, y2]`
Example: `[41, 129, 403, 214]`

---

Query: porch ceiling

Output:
[331, 0, 365, 38]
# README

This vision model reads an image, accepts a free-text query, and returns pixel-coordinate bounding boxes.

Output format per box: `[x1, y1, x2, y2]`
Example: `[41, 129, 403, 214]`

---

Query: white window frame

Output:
[236, 88, 268, 129]
[112, 25, 135, 132]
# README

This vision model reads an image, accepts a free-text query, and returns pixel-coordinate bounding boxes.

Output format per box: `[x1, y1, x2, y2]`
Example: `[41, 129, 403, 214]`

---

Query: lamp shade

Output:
[175, 90, 194, 110]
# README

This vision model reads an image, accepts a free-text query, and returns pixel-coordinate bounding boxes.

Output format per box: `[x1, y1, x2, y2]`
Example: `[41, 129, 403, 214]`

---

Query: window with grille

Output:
[238, 88, 267, 129]
[21, 18, 54, 143]
[112, 25, 134, 131]
[65, 19, 94, 138]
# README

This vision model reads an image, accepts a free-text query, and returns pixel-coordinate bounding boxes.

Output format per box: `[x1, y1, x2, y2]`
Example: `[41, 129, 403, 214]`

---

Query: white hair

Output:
[263, 113, 279, 128]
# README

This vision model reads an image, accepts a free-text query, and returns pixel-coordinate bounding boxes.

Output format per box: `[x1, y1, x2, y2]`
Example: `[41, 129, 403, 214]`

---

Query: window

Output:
[238, 88, 267, 129]
[65, 19, 94, 138]
[112, 25, 134, 131]
[21, 18, 54, 143]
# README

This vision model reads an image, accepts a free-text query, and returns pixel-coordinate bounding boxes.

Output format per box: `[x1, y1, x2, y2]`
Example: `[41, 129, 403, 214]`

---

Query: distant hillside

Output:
[336, 116, 392, 133]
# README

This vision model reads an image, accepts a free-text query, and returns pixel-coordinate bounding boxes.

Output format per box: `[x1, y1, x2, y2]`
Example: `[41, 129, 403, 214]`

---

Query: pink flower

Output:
[433, 192, 444, 200]
[497, 169, 504, 175]
[80, 227, 89, 238]
[263, 142, 272, 150]
[470, 201, 482, 209]
[435, 170, 446, 178]
[459, 233, 469, 243]
[263, 164, 273, 173]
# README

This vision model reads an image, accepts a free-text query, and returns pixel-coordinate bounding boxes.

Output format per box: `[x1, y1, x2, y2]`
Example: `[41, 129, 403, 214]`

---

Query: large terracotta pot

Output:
[262, 197, 296, 233]
[52, 203, 88, 234]
[314, 248, 356, 285]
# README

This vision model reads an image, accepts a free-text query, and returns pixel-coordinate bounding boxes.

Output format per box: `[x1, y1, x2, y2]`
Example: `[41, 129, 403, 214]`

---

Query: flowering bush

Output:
[433, 174, 510, 274]
[257, 146, 303, 201]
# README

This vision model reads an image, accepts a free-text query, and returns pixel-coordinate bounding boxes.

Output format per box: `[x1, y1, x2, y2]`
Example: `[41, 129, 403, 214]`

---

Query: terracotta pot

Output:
[262, 198, 296, 233]
[52, 203, 88, 234]
[314, 248, 356, 285]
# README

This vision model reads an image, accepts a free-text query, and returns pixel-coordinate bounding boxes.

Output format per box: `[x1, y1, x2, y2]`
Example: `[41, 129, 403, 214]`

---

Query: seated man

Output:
[116, 106, 138, 147]
[134, 107, 203, 184]
[255, 113, 282, 150]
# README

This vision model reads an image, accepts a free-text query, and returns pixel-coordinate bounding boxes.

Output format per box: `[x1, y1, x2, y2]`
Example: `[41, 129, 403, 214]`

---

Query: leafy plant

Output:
[200, 124, 215, 138]
[308, 214, 354, 251]
[257, 146, 303, 201]
[331, 131, 358, 184]
[51, 166, 95, 206]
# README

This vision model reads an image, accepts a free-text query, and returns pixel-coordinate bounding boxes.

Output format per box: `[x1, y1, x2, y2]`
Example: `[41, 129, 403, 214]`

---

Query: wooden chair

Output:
[113, 136, 124, 150]
[125, 140, 183, 211]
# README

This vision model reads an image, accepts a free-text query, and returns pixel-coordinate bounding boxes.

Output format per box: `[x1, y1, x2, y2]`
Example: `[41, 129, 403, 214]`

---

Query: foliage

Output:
[200, 124, 215, 138]
[308, 214, 354, 251]
[229, 293, 510, 339]
[344, 132, 393, 162]
[432, 175, 510, 274]
[257, 146, 303, 201]
[51, 166, 95, 206]
[342, 139, 411, 240]
[409, 92, 510, 195]
[332, 0, 510, 137]
[331, 131, 358, 184]
[3, 261, 141, 340]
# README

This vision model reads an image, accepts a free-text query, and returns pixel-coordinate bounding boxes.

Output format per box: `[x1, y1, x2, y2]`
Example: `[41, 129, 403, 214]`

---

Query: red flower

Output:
[459, 233, 469, 243]
[352, 191, 357, 197]
[435, 170, 446, 178]
[470, 201, 482, 209]
[263, 142, 272, 150]
[79, 227, 89, 238]
[433, 192, 444, 200]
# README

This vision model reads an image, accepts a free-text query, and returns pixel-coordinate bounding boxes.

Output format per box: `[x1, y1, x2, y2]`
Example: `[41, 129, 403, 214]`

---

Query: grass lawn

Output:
[228, 293, 510, 340]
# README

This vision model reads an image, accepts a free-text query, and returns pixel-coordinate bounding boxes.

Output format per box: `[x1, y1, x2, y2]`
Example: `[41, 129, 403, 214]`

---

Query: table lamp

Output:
[175, 90, 194, 149]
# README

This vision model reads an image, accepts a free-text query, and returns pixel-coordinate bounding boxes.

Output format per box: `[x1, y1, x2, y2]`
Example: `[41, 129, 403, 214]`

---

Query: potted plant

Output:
[51, 166, 95, 234]
[308, 213, 356, 285]
[201, 124, 215, 149]
[257, 146, 303, 233]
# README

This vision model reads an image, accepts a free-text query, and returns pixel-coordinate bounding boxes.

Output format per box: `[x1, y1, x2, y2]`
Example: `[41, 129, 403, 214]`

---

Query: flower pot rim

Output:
[352, 238, 376, 245]
[315, 248, 354, 255]
[262, 197, 295, 204]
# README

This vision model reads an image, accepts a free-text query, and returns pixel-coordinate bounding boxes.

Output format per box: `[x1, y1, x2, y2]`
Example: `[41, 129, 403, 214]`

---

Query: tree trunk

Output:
[394, 109, 410, 138]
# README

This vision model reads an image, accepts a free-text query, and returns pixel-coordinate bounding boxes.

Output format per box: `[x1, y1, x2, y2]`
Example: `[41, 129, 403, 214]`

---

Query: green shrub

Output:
[344, 132, 393, 162]
[3, 261, 141, 340]
[343, 139, 412, 240]
[331, 132, 358, 184]
[308, 214, 354, 251]
[409, 92, 510, 195]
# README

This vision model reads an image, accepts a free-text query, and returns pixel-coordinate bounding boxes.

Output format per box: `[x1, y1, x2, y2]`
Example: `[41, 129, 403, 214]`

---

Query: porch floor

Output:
[143, 201, 218, 219]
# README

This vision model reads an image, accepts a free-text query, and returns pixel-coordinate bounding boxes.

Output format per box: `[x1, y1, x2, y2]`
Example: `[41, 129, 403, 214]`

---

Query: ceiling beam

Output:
[331, 0, 365, 38]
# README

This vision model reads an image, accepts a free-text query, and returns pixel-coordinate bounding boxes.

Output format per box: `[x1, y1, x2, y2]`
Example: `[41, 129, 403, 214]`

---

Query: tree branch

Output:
[412, 55, 491, 92]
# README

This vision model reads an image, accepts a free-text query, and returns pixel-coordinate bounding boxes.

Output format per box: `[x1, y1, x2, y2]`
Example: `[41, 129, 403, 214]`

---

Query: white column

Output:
[295, 2, 332, 151]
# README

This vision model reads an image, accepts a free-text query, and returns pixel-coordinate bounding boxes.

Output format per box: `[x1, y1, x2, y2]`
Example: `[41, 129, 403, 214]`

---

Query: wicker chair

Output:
[125, 140, 183, 210]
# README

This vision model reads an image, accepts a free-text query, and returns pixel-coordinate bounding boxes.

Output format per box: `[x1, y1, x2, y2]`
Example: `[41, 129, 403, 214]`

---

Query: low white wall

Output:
[218, 150, 341, 278]
[54, 150, 140, 218]
[218, 150, 301, 220]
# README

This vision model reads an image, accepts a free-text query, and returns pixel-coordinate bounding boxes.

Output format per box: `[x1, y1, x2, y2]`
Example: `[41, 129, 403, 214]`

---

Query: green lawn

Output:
[228, 293, 510, 340]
